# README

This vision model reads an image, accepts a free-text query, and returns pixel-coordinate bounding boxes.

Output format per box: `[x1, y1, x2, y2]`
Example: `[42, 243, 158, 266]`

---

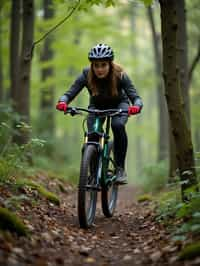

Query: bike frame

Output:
[65, 107, 128, 189]
[84, 115, 114, 188]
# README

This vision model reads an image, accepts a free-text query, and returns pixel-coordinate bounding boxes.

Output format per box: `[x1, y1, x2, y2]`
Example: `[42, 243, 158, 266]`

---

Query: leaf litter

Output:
[0, 175, 199, 266]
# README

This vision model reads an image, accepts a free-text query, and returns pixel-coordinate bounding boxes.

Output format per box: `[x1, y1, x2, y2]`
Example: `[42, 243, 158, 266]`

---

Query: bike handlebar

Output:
[64, 107, 129, 117]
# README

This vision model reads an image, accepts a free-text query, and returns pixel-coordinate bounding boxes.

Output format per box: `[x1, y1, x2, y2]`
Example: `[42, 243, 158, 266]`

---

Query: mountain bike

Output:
[65, 107, 128, 228]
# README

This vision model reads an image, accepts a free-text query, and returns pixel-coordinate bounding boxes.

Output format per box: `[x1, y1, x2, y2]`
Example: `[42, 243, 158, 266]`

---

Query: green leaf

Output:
[140, 0, 153, 7]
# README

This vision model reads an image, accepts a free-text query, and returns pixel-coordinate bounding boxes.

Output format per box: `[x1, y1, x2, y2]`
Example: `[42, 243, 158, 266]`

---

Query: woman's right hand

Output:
[56, 102, 68, 112]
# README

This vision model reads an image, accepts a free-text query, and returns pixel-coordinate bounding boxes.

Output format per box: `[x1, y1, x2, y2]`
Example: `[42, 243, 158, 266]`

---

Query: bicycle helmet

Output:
[88, 43, 114, 61]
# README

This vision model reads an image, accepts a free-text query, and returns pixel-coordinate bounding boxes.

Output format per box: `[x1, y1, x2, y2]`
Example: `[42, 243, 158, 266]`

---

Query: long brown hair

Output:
[87, 62, 124, 96]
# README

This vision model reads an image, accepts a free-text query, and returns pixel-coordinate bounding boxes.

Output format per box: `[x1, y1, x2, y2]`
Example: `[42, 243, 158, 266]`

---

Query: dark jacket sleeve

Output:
[59, 68, 89, 104]
[121, 73, 143, 108]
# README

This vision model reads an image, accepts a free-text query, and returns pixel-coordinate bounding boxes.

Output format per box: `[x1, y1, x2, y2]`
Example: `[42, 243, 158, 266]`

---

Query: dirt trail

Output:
[0, 184, 195, 266]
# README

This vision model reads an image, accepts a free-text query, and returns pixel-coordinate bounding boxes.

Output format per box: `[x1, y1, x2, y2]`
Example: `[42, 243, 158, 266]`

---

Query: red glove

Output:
[56, 102, 68, 112]
[128, 105, 141, 115]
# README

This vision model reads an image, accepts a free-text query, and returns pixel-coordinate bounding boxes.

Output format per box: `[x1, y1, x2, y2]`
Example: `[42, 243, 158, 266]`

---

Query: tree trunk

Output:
[159, 0, 197, 199]
[39, 0, 54, 138]
[129, 2, 143, 176]
[193, 92, 200, 152]
[10, 0, 21, 108]
[147, 6, 168, 162]
[169, 122, 177, 178]
[176, 0, 190, 124]
[168, 0, 191, 180]
[16, 0, 34, 145]
[0, 10, 3, 102]
[195, 130, 200, 152]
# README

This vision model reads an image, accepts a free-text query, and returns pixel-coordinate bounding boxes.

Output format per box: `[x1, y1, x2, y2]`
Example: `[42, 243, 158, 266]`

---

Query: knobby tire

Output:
[78, 145, 98, 228]
[101, 141, 118, 217]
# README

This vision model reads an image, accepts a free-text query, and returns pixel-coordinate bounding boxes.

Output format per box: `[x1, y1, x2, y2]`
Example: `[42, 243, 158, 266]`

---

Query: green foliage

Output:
[79, 0, 115, 10]
[0, 207, 28, 236]
[179, 242, 200, 260]
[155, 188, 181, 224]
[0, 104, 46, 182]
[156, 183, 200, 240]
[0, 138, 46, 183]
[137, 161, 168, 193]
[139, 0, 153, 6]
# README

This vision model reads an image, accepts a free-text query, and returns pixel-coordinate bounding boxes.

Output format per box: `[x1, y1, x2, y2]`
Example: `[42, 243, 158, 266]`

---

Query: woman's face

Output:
[92, 60, 110, 79]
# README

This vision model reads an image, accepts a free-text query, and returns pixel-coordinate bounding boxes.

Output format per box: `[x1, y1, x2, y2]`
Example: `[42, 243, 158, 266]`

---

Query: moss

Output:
[179, 242, 200, 260]
[137, 194, 153, 203]
[0, 207, 28, 236]
[35, 184, 60, 206]
[15, 178, 60, 205]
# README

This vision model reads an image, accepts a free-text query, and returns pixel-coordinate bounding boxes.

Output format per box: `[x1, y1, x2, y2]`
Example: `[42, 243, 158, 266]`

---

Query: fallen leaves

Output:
[0, 180, 199, 266]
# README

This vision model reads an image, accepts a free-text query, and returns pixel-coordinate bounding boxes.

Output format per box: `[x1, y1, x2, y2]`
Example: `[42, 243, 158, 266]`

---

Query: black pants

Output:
[87, 102, 129, 169]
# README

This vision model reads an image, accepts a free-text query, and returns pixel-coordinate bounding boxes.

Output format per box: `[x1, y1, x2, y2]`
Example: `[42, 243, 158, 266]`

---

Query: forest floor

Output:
[0, 173, 199, 266]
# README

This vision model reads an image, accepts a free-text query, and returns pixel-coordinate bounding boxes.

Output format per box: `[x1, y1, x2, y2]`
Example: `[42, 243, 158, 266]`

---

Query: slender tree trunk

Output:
[193, 91, 200, 152]
[159, 0, 197, 199]
[195, 130, 200, 152]
[177, 0, 190, 124]
[0, 10, 3, 102]
[129, 3, 143, 176]
[39, 0, 54, 138]
[169, 0, 191, 180]
[16, 0, 34, 144]
[147, 7, 168, 162]
[10, 0, 21, 108]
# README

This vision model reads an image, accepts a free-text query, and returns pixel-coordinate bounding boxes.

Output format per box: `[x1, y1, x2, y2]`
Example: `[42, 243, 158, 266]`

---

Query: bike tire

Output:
[78, 145, 98, 228]
[101, 141, 118, 217]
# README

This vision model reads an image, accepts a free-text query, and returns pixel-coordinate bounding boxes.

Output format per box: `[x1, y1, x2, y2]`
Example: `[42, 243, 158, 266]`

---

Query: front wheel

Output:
[101, 141, 118, 217]
[78, 145, 98, 228]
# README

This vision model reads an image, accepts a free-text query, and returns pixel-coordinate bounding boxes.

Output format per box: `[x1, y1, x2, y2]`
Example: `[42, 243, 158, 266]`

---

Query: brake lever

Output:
[64, 107, 82, 116]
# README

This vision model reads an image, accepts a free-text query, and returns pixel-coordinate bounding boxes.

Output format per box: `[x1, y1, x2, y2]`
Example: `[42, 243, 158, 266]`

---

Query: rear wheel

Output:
[78, 145, 98, 228]
[101, 141, 118, 217]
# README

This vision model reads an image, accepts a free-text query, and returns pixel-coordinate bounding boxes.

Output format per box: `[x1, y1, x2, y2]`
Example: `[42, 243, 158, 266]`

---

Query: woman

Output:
[56, 43, 143, 184]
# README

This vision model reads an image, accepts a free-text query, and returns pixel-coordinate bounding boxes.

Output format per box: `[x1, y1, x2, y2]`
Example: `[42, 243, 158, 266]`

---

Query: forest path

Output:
[0, 179, 193, 266]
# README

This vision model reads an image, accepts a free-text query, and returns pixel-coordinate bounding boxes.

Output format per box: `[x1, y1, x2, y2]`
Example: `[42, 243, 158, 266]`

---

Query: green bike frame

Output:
[92, 116, 115, 187]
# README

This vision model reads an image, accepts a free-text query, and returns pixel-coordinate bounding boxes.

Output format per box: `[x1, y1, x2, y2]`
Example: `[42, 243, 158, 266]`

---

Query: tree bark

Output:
[39, 0, 54, 138]
[147, 6, 168, 162]
[176, 0, 190, 124]
[10, 0, 21, 107]
[188, 38, 200, 86]
[195, 129, 200, 152]
[0, 11, 3, 102]
[168, 0, 190, 180]
[159, 0, 197, 199]
[16, 0, 34, 144]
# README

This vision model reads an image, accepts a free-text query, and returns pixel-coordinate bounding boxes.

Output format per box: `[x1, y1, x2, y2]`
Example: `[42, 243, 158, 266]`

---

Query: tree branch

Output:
[30, 0, 80, 58]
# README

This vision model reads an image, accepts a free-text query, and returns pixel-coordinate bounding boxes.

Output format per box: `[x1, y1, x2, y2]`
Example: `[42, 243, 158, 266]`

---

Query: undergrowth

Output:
[155, 181, 200, 241]
[137, 153, 200, 244]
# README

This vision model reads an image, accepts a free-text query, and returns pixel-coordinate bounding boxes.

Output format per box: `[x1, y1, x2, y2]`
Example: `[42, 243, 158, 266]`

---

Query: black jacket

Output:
[59, 67, 143, 109]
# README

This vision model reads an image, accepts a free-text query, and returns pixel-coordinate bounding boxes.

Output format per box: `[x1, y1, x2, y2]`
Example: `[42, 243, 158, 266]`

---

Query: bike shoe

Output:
[115, 167, 128, 185]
